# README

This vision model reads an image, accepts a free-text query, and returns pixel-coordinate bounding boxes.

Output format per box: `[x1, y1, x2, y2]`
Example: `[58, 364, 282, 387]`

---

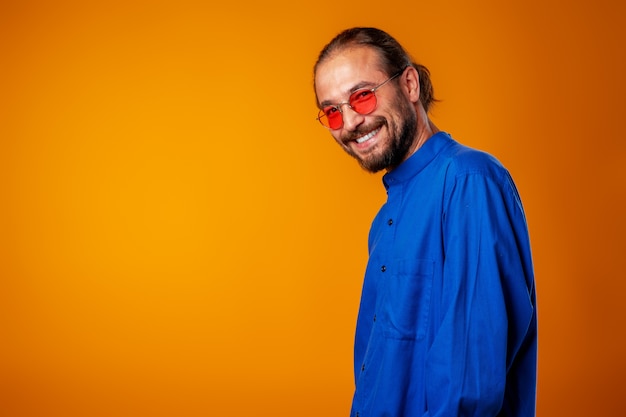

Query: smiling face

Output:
[315, 46, 418, 173]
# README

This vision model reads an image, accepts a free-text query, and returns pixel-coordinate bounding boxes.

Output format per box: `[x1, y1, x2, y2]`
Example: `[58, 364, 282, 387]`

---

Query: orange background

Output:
[1, 0, 625, 416]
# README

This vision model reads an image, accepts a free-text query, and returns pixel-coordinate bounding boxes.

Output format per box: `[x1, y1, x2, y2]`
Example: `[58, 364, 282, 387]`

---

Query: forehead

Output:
[315, 46, 387, 104]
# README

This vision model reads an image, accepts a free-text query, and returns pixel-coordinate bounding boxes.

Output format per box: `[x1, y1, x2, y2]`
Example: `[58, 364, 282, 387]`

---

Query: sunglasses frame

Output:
[316, 67, 407, 130]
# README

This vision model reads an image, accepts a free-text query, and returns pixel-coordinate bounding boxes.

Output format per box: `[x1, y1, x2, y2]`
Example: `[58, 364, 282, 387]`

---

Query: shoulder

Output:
[435, 137, 521, 203]
[442, 140, 509, 182]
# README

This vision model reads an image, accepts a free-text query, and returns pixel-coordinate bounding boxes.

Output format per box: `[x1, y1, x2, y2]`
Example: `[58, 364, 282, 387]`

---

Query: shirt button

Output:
[361, 363, 365, 371]
[381, 265, 386, 272]
[373, 314, 377, 322]
[387, 218, 393, 226]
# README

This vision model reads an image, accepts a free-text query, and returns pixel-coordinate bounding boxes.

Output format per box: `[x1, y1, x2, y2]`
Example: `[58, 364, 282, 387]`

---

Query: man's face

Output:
[315, 46, 417, 173]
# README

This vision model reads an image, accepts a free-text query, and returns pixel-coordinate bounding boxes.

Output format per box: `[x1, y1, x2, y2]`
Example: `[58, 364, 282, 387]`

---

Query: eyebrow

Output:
[319, 80, 378, 108]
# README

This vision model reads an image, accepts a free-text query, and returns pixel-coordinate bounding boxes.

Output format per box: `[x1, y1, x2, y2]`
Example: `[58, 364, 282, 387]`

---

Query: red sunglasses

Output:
[317, 68, 406, 130]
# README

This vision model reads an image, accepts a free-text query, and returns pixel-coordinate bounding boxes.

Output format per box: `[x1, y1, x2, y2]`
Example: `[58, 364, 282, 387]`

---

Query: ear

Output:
[401, 66, 421, 103]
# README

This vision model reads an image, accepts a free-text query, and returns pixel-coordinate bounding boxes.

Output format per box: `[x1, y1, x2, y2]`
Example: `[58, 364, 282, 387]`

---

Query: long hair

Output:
[314, 27, 437, 112]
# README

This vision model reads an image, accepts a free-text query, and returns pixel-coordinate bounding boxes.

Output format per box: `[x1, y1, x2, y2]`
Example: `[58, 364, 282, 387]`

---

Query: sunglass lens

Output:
[349, 90, 377, 114]
[320, 107, 343, 129]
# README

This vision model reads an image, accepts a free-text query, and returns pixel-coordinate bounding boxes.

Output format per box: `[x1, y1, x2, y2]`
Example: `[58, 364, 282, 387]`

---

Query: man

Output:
[313, 27, 537, 417]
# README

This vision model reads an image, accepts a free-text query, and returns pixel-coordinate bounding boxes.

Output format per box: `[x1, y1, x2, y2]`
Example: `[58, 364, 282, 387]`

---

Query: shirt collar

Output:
[382, 131, 453, 189]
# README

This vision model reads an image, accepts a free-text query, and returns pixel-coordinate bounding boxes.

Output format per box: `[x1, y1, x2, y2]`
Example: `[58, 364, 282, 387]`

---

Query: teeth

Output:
[356, 128, 380, 144]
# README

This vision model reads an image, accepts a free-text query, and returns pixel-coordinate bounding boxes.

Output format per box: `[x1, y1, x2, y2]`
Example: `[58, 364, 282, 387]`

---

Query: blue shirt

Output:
[351, 132, 537, 417]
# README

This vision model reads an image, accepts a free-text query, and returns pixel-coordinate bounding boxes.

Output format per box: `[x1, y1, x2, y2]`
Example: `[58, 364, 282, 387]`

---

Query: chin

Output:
[357, 154, 390, 173]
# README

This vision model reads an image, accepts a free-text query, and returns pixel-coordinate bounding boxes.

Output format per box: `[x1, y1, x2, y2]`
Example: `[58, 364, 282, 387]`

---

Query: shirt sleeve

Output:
[424, 168, 535, 417]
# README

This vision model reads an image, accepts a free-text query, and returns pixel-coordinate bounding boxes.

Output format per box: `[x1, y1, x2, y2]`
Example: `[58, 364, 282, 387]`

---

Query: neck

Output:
[413, 117, 439, 152]
[388, 106, 438, 172]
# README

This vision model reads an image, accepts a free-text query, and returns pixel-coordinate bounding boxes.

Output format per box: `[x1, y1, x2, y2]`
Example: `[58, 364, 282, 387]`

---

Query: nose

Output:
[341, 105, 365, 131]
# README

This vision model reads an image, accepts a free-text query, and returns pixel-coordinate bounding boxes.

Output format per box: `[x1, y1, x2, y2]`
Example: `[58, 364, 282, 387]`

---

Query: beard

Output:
[343, 98, 418, 173]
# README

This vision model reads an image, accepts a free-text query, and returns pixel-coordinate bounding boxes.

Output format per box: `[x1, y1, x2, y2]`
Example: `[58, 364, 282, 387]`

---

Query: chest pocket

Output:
[381, 258, 434, 340]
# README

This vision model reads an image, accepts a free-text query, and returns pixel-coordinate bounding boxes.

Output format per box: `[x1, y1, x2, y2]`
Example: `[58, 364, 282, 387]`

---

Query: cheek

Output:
[387, 101, 413, 129]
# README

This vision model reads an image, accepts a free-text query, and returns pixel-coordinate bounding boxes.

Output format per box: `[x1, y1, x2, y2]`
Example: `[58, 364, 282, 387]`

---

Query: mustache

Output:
[342, 117, 386, 142]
